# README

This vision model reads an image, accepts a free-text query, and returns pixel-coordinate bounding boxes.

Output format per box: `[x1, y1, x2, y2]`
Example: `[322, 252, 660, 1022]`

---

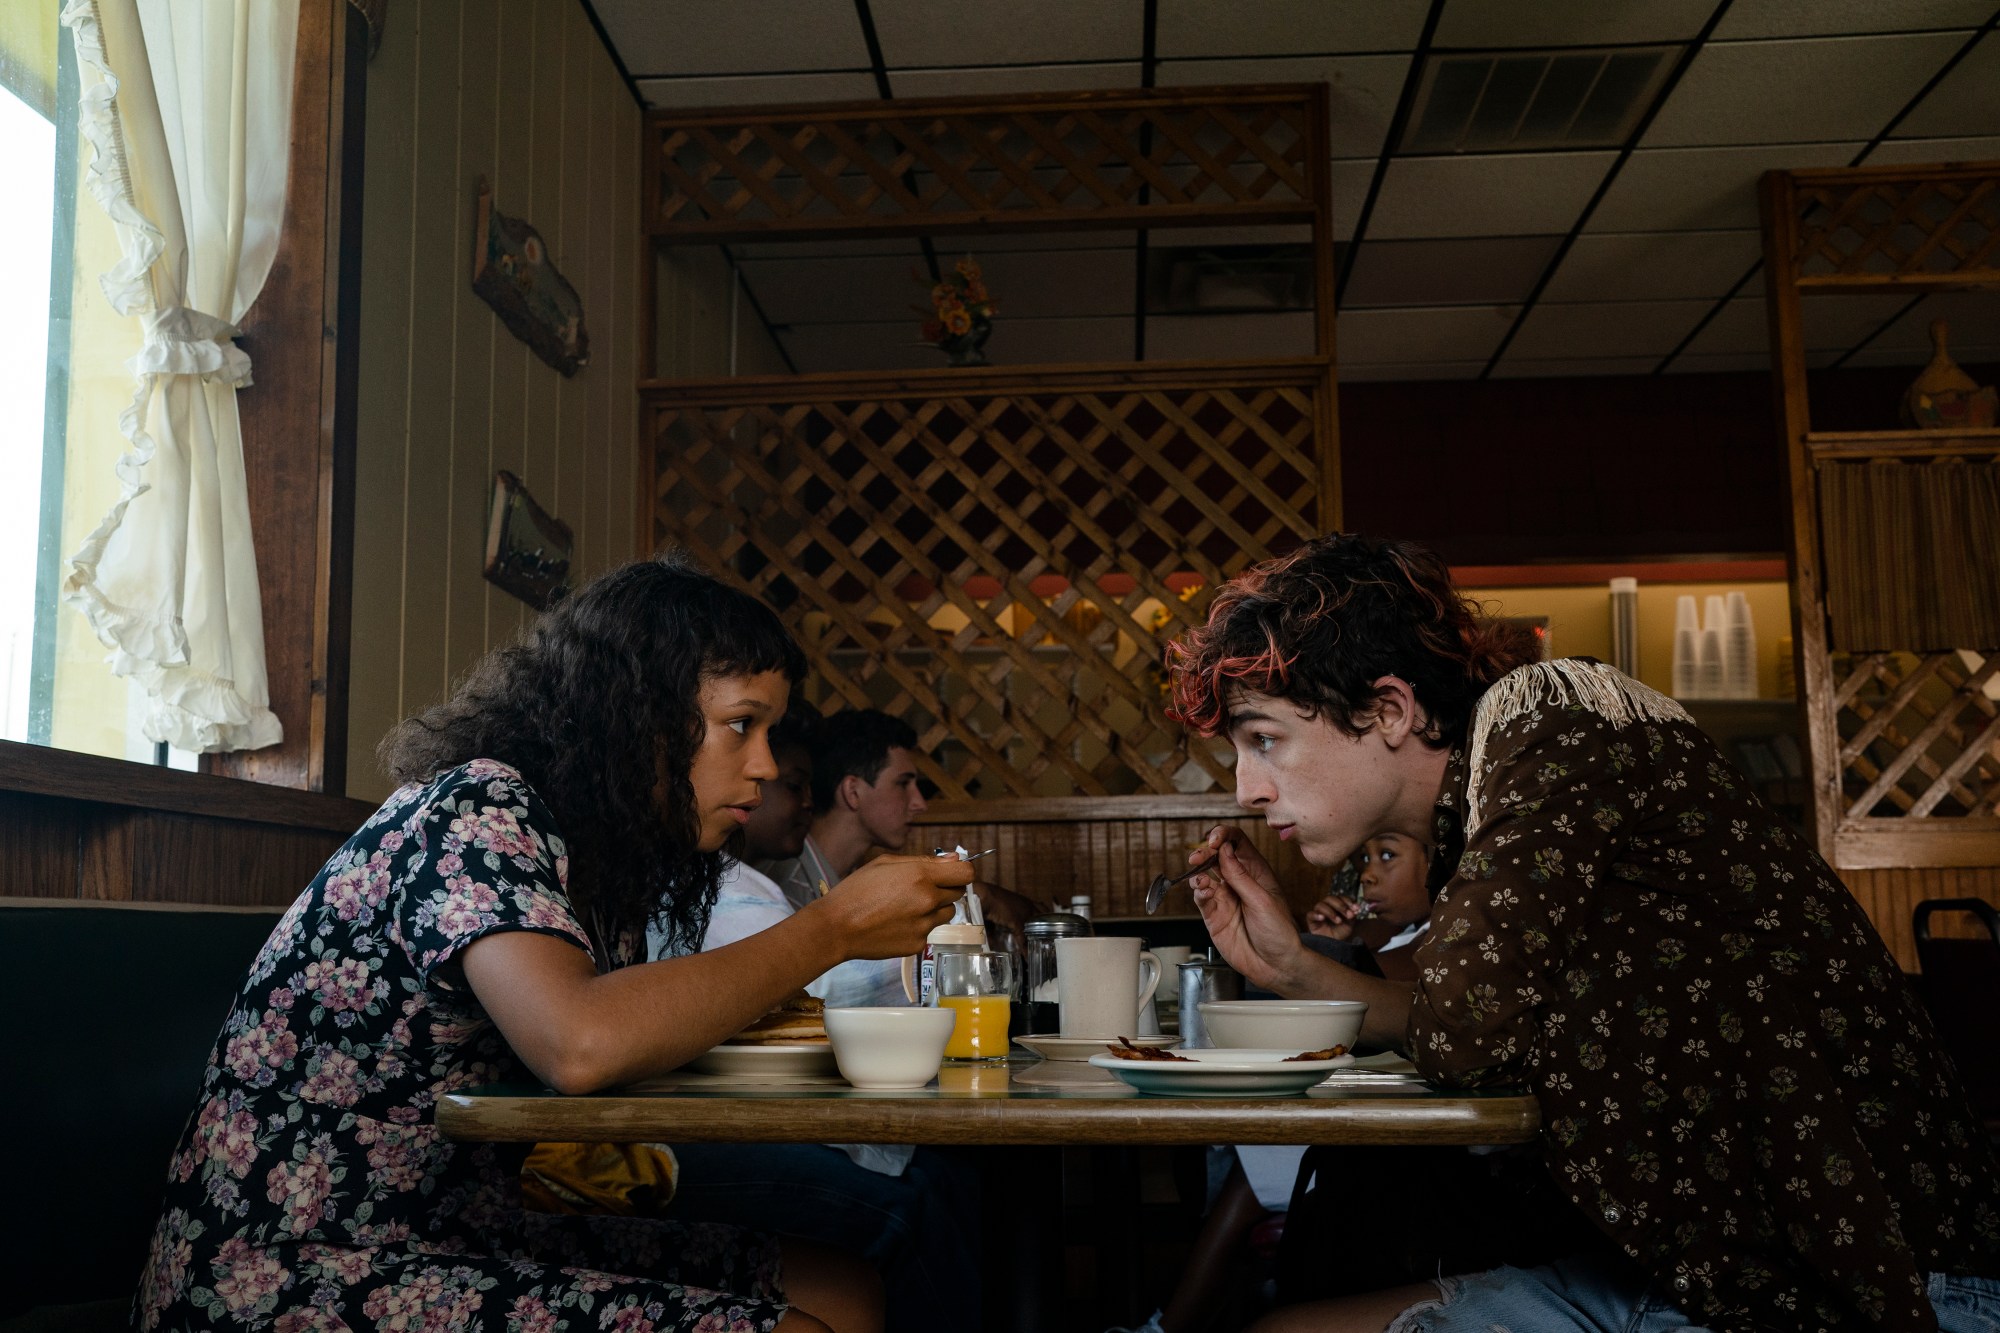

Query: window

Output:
[0, 15, 193, 769]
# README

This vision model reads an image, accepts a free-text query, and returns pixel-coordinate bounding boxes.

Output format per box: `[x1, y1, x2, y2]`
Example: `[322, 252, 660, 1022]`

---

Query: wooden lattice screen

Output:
[642, 85, 1328, 243]
[1761, 162, 2000, 872]
[645, 364, 1329, 799]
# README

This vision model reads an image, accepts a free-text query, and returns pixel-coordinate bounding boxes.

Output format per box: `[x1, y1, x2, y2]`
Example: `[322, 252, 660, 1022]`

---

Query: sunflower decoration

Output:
[915, 257, 998, 366]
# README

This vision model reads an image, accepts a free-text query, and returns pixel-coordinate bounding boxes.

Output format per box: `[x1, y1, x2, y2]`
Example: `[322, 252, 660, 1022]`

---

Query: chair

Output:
[1912, 898, 2000, 1125]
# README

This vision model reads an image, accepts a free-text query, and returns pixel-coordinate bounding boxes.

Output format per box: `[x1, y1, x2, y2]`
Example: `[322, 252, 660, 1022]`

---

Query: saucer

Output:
[1013, 1033, 1176, 1062]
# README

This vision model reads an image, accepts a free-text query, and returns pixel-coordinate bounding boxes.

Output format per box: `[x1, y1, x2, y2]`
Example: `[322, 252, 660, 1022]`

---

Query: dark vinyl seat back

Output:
[0, 902, 284, 1315]
[1912, 897, 2000, 1121]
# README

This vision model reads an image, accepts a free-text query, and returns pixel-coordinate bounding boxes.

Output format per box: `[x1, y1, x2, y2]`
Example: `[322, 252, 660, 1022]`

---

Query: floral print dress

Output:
[135, 760, 788, 1333]
[1408, 660, 2000, 1331]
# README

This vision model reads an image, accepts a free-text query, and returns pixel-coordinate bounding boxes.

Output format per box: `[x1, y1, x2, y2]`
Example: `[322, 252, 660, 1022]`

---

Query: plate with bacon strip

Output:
[1086, 1045, 1353, 1097]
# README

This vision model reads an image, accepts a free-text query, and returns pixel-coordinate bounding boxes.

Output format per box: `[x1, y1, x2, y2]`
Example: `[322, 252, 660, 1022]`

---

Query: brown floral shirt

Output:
[1407, 661, 2000, 1331]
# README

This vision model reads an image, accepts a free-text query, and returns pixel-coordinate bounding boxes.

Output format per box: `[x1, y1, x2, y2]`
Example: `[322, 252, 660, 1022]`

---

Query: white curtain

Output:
[58, 0, 299, 753]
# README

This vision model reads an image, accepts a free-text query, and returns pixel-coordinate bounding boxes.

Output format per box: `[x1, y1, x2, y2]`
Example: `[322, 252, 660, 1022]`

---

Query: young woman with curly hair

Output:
[1166, 533, 1999, 1333]
[135, 554, 967, 1333]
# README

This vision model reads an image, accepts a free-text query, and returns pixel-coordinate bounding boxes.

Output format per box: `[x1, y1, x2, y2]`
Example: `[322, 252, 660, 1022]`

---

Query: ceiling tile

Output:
[1681, 293, 1917, 356]
[1157, 55, 1409, 158]
[890, 63, 1140, 98]
[1664, 351, 1774, 372]
[1542, 230, 1763, 302]
[1336, 305, 1519, 364]
[970, 249, 1137, 318]
[1341, 361, 1486, 381]
[872, 0, 1143, 67]
[1642, 33, 1973, 147]
[739, 255, 930, 325]
[778, 323, 931, 373]
[1866, 135, 2000, 164]
[1587, 143, 1861, 232]
[638, 71, 880, 109]
[1368, 153, 1615, 239]
[1158, 0, 1431, 57]
[595, 0, 867, 76]
[1679, 297, 1781, 356]
[1491, 356, 1668, 378]
[1508, 300, 1715, 359]
[1344, 237, 1562, 308]
[1330, 159, 1374, 240]
[1435, 0, 1717, 48]
[1146, 312, 1315, 361]
[1889, 36, 2000, 140]
[1715, 0, 1996, 40]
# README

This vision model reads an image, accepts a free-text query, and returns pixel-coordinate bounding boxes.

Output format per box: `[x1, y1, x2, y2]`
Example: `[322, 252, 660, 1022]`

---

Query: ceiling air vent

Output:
[1401, 47, 1679, 154]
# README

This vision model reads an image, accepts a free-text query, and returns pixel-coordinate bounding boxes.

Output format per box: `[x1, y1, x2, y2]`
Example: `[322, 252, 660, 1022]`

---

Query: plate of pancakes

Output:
[688, 992, 841, 1080]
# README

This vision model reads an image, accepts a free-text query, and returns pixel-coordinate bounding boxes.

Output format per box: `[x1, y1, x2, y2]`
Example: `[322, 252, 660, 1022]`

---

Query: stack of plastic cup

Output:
[1725, 591, 1757, 699]
[1698, 596, 1727, 700]
[1672, 595, 1700, 699]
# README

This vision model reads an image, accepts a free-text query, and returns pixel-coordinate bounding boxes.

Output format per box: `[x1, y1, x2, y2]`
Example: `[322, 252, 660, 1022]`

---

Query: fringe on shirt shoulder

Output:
[1465, 659, 1691, 829]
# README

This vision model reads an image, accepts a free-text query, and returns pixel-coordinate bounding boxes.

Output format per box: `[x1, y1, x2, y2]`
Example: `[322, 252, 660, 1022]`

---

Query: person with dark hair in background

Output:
[1166, 532, 2000, 1333]
[133, 554, 969, 1333]
[761, 710, 931, 1007]
[763, 709, 1043, 1002]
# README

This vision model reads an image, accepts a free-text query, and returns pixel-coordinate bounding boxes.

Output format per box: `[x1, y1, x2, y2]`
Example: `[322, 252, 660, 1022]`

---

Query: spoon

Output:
[1143, 854, 1214, 915]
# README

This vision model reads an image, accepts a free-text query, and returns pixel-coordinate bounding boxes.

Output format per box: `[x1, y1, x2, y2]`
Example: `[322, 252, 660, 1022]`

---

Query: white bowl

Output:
[1197, 1000, 1366, 1053]
[824, 1007, 956, 1089]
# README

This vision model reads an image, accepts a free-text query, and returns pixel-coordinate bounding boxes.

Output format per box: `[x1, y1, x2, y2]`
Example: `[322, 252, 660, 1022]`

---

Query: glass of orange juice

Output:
[936, 950, 1014, 1061]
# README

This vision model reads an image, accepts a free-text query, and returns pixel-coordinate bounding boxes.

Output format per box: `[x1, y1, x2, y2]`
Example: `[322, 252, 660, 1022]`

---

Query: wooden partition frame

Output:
[1759, 161, 2000, 958]
[640, 86, 1342, 853]
[643, 360, 1333, 802]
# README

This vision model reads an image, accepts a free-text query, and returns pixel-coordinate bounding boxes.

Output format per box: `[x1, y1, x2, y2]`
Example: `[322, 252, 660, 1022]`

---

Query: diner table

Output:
[437, 1054, 1540, 1146]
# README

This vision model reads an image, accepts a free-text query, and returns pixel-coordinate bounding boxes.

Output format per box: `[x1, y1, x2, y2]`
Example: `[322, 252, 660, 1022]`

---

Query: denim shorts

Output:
[1388, 1253, 2000, 1333]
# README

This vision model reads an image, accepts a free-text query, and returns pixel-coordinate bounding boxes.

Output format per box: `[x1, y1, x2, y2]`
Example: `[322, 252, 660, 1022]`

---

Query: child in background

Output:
[1303, 832, 1432, 980]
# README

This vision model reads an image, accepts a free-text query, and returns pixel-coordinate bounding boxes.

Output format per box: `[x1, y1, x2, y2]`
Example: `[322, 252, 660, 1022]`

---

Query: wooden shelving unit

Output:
[1759, 160, 2000, 966]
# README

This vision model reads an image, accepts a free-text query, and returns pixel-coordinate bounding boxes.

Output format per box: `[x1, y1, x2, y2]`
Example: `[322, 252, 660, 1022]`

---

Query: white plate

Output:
[1013, 1033, 1178, 1062]
[688, 1043, 839, 1080]
[1086, 1047, 1355, 1097]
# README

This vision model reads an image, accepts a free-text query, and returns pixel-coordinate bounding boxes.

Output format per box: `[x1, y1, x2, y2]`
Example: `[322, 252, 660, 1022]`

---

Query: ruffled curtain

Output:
[57, 0, 298, 752]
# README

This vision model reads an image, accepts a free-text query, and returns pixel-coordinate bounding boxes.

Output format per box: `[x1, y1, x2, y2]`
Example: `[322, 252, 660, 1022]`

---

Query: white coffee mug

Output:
[1055, 936, 1161, 1038]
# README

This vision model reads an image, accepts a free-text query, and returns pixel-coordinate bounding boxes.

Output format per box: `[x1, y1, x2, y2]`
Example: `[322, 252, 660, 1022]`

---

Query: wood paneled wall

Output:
[345, 0, 721, 802]
[0, 742, 368, 907]
[344, 0, 789, 803]
[915, 797, 1322, 921]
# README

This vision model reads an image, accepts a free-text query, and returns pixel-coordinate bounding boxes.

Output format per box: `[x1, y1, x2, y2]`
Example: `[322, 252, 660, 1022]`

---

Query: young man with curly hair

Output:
[1166, 533, 1999, 1333]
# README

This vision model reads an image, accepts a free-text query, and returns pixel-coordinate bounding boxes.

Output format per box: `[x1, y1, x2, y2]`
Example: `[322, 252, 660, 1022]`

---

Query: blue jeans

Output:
[1393, 1253, 2000, 1332]
[666, 1143, 978, 1333]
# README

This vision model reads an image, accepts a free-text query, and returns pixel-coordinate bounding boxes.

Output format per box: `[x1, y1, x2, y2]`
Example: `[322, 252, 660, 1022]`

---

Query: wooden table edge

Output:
[436, 1090, 1541, 1147]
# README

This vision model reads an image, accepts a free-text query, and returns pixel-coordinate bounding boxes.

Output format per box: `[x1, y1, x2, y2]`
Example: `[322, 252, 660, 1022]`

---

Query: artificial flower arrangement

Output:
[916, 257, 998, 365]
